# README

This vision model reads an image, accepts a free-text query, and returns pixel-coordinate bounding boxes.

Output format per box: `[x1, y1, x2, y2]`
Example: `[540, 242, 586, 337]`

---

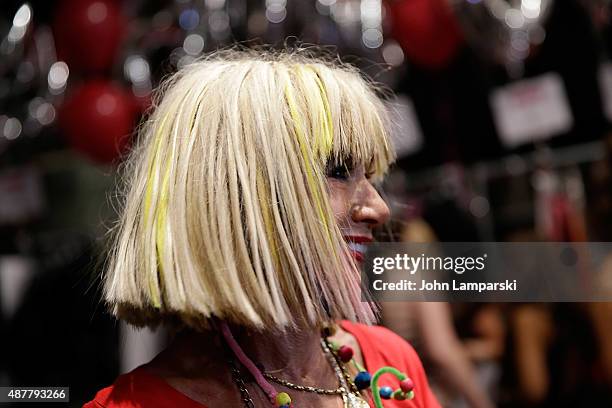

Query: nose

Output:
[350, 181, 390, 228]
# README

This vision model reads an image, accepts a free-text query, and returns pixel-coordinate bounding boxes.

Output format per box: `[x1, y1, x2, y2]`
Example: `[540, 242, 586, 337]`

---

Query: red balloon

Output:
[58, 81, 137, 163]
[388, 0, 464, 69]
[54, 0, 126, 73]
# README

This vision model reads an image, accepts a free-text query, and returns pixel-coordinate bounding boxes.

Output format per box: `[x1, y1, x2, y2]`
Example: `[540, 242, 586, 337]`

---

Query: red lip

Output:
[350, 250, 365, 262]
[344, 235, 371, 264]
[343, 235, 373, 244]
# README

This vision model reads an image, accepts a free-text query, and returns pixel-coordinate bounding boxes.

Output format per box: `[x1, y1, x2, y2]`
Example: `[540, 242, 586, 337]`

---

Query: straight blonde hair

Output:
[104, 48, 394, 331]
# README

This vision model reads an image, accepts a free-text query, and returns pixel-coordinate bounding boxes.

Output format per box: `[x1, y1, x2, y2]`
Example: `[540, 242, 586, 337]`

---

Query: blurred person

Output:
[507, 302, 612, 407]
[502, 231, 589, 407]
[85, 49, 441, 407]
[584, 136, 612, 393]
[461, 305, 506, 366]
[588, 302, 612, 388]
[509, 304, 554, 405]
[382, 218, 497, 408]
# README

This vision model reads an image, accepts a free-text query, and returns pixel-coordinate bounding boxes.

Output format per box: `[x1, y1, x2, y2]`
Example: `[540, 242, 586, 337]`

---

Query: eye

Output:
[326, 164, 350, 180]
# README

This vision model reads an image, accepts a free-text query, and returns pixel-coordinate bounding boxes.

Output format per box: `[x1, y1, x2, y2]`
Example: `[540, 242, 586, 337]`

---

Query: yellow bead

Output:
[322, 324, 337, 337]
[276, 392, 291, 406]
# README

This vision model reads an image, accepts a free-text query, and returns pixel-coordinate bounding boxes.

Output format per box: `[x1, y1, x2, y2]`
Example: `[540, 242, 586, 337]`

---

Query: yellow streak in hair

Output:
[256, 170, 280, 271]
[144, 114, 170, 308]
[306, 67, 340, 257]
[284, 73, 333, 244]
[155, 158, 171, 302]
[153, 100, 200, 308]
[308, 67, 334, 159]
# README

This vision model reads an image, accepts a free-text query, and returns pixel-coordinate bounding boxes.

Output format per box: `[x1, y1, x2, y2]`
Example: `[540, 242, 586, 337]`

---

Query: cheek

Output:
[327, 179, 351, 227]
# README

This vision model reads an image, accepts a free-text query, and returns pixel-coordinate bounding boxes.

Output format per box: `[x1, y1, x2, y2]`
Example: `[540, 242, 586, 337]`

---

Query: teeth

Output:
[347, 243, 367, 253]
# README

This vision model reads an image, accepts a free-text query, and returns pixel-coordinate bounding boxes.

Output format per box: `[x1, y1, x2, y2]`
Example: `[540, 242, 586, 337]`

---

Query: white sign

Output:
[490, 73, 573, 148]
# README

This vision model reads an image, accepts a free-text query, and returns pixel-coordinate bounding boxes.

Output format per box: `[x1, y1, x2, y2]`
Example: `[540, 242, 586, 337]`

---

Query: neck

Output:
[228, 323, 326, 378]
[167, 321, 336, 383]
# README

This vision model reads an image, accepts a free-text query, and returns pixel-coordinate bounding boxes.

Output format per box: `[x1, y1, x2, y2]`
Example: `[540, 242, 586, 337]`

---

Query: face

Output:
[326, 161, 390, 263]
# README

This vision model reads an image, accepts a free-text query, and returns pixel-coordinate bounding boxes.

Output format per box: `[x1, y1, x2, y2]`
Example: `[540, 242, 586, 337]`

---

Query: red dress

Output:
[84, 321, 441, 407]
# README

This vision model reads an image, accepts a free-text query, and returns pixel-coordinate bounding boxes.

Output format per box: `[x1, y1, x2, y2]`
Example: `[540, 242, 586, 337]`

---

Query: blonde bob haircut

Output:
[105, 48, 394, 331]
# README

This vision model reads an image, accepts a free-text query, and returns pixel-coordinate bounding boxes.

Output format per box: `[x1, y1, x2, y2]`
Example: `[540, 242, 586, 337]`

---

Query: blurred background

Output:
[1, 0, 611, 407]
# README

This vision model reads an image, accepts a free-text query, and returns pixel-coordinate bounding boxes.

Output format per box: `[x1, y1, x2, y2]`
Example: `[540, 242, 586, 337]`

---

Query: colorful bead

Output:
[354, 371, 372, 390]
[337, 345, 354, 362]
[329, 340, 340, 351]
[379, 386, 393, 399]
[406, 390, 415, 400]
[393, 389, 407, 400]
[276, 392, 291, 406]
[400, 378, 414, 393]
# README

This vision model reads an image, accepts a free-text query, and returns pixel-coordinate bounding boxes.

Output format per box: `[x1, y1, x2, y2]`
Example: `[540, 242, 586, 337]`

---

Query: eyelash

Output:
[327, 164, 351, 180]
[325, 162, 376, 181]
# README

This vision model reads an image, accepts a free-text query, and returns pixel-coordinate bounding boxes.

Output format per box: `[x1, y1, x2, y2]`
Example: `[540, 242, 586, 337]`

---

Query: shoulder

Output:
[83, 368, 157, 408]
[340, 320, 421, 364]
[340, 321, 442, 408]
[83, 367, 204, 408]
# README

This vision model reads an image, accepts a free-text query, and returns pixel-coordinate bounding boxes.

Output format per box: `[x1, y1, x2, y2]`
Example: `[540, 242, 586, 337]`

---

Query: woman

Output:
[85, 49, 440, 408]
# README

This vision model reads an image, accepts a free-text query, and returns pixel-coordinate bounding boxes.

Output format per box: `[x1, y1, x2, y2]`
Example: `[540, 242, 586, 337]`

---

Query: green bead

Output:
[276, 392, 291, 406]
[393, 389, 406, 400]
[329, 340, 340, 351]
[406, 390, 415, 400]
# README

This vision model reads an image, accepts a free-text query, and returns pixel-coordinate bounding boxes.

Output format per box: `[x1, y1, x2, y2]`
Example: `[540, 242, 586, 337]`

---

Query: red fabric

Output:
[340, 321, 441, 408]
[84, 321, 441, 407]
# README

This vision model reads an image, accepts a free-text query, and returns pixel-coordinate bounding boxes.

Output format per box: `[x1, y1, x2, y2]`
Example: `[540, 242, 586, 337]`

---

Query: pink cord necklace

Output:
[220, 322, 415, 408]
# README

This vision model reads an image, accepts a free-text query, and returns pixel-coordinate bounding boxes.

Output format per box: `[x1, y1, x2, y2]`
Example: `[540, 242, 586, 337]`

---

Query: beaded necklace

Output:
[222, 322, 415, 408]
